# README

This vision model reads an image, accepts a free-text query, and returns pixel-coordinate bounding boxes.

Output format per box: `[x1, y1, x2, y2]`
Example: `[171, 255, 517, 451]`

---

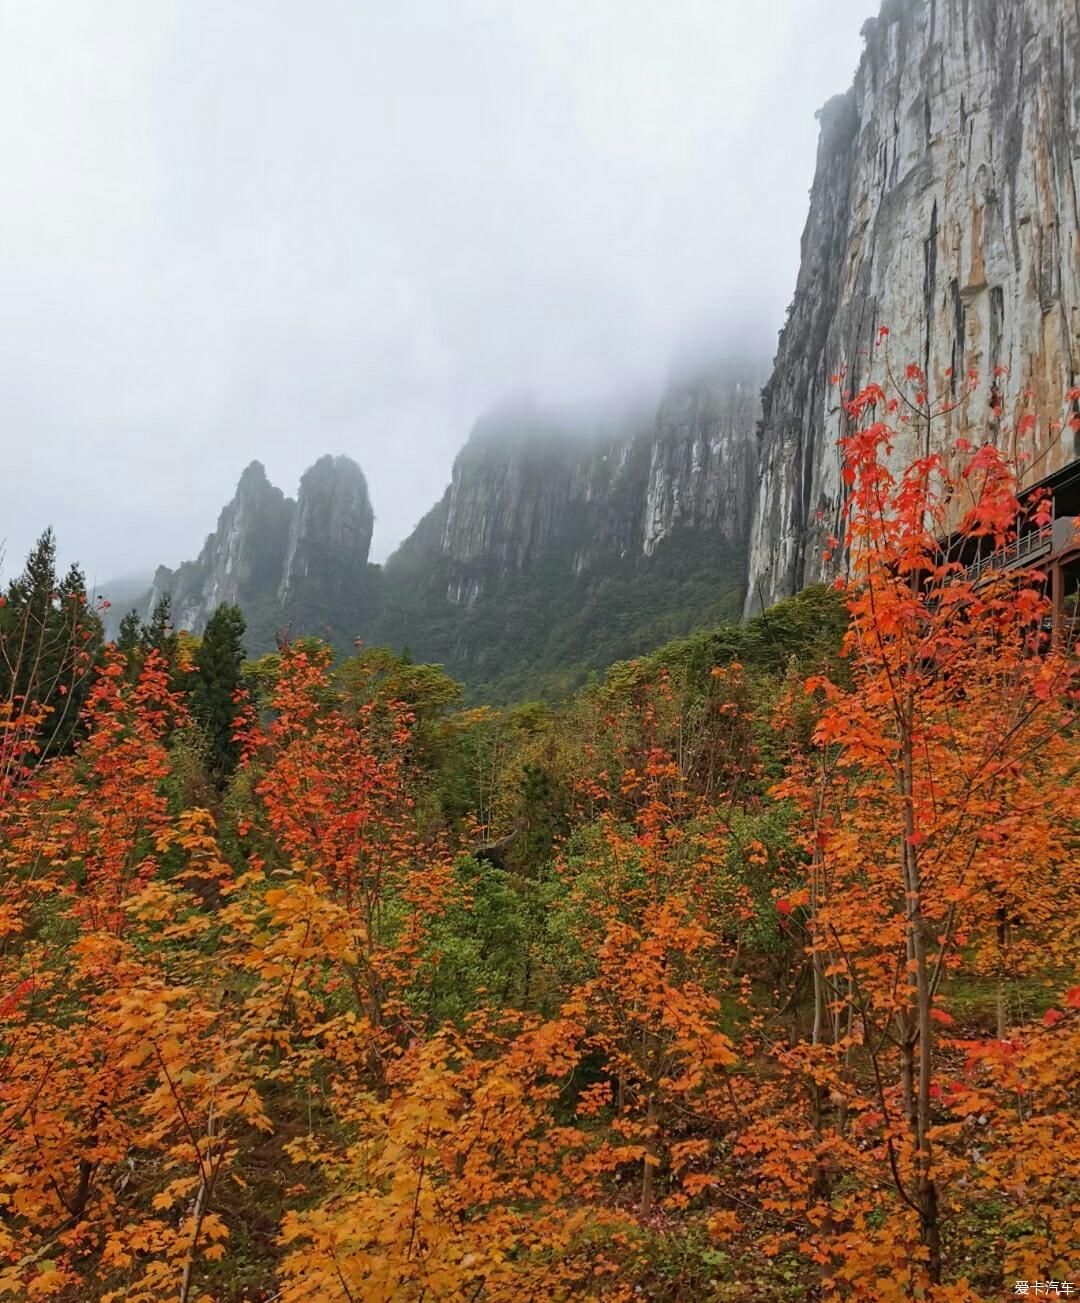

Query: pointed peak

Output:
[303, 453, 366, 480]
[297, 455, 371, 506]
[237, 459, 269, 489]
[232, 459, 291, 509]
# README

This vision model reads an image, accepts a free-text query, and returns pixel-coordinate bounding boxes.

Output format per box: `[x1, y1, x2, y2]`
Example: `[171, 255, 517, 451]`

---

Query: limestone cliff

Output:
[134, 361, 763, 692]
[147, 460, 294, 635]
[278, 455, 375, 635]
[372, 361, 766, 699]
[144, 455, 373, 649]
[436, 362, 765, 608]
[746, 0, 1080, 615]
[644, 370, 761, 557]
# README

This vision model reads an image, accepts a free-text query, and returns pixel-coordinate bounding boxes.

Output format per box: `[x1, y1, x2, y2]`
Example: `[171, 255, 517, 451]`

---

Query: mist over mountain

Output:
[95, 0, 1080, 702]
[119, 356, 766, 697]
[6, 5, 1080, 1298]
[3, 0, 872, 586]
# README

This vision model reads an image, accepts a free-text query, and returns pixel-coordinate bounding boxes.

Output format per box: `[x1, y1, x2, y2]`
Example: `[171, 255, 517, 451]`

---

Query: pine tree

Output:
[0, 531, 102, 754]
[117, 609, 142, 654]
[53, 562, 102, 750]
[141, 593, 177, 663]
[518, 762, 564, 871]
[191, 603, 247, 786]
[2, 530, 58, 694]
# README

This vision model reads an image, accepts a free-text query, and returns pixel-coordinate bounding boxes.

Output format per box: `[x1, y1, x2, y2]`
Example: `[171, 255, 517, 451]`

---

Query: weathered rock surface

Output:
[137, 359, 762, 681]
[147, 460, 294, 634]
[368, 362, 766, 698]
[644, 371, 762, 558]
[144, 454, 373, 647]
[746, 0, 1080, 615]
[435, 361, 766, 608]
[279, 455, 374, 621]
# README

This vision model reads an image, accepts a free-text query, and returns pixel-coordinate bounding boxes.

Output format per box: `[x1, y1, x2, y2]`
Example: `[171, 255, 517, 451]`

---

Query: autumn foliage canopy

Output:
[0, 381, 1077, 1300]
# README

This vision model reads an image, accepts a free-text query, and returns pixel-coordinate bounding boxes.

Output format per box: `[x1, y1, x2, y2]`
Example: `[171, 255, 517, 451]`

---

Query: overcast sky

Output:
[2, 0, 871, 584]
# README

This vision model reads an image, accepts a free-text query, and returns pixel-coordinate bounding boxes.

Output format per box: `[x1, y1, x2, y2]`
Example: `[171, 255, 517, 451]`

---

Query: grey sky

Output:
[2, 0, 870, 583]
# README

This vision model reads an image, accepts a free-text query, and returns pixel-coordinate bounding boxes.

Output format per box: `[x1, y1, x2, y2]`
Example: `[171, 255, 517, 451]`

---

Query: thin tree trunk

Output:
[900, 716, 941, 1283]
[179, 1103, 215, 1303]
[996, 906, 1009, 1040]
[809, 783, 832, 1198]
[640, 1091, 657, 1219]
[838, 984, 853, 1135]
[810, 943, 831, 1198]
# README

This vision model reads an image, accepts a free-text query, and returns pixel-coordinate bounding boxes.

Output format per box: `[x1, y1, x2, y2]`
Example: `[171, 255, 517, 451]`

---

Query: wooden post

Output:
[1051, 561, 1064, 646]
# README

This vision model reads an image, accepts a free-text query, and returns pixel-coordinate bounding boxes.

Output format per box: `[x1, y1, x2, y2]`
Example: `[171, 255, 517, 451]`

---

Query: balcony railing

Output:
[964, 523, 1054, 584]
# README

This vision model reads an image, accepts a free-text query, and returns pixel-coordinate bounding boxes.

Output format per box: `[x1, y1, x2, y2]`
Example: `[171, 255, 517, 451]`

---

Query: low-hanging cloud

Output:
[1, 0, 871, 584]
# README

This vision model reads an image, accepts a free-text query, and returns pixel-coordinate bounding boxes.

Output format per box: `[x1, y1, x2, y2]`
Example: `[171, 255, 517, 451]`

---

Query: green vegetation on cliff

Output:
[367, 526, 749, 702]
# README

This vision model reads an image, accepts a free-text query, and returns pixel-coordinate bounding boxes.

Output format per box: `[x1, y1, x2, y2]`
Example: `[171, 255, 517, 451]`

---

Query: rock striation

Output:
[746, 0, 1080, 615]
[434, 361, 766, 609]
[369, 360, 767, 698]
[147, 460, 294, 635]
[643, 371, 761, 558]
[278, 455, 374, 622]
[144, 455, 374, 647]
[135, 359, 763, 688]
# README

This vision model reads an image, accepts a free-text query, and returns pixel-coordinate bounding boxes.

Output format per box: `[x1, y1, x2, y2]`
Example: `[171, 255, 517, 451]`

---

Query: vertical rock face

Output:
[746, 0, 1080, 615]
[437, 402, 644, 607]
[144, 454, 373, 648]
[644, 368, 762, 558]
[437, 362, 767, 607]
[148, 460, 294, 634]
[137, 366, 761, 689]
[279, 454, 374, 616]
[368, 362, 766, 697]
